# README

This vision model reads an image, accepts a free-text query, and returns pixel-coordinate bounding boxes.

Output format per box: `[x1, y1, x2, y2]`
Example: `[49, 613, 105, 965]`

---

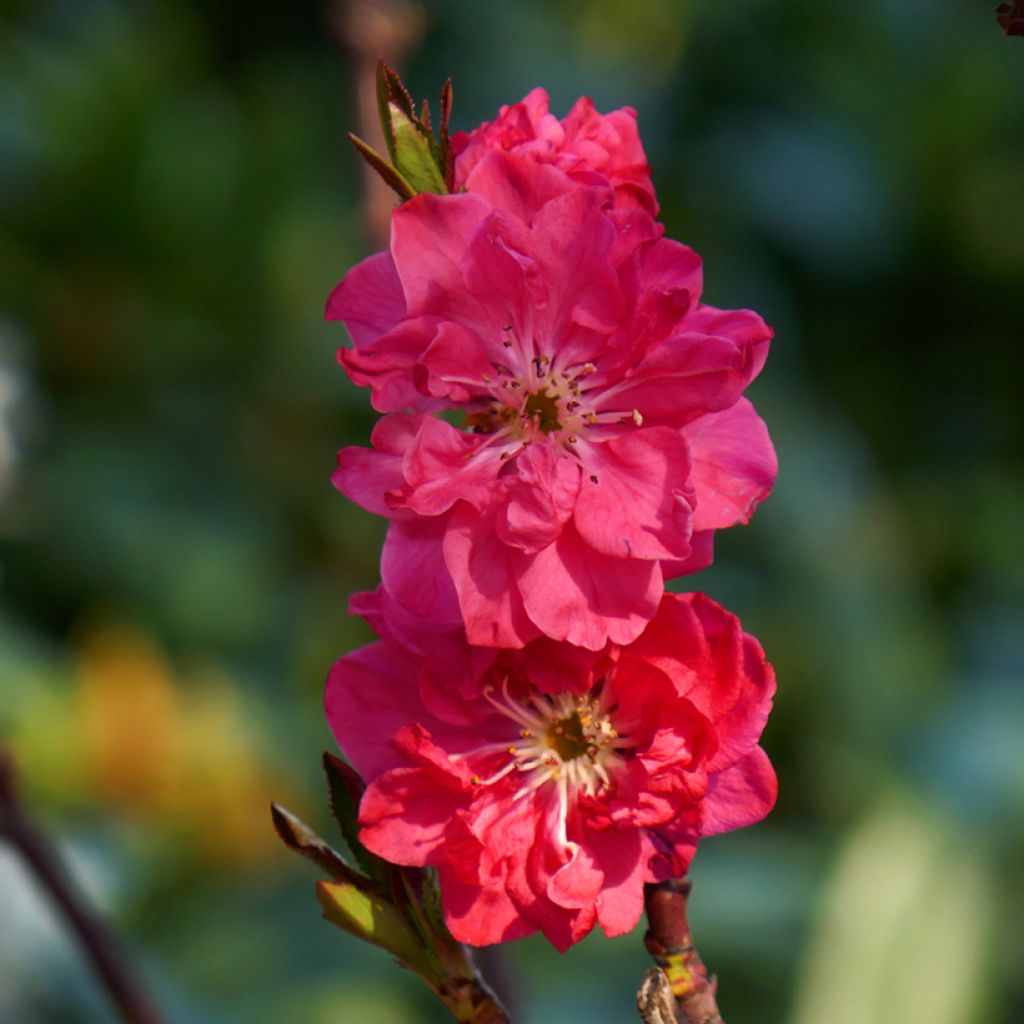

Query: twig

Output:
[0, 746, 164, 1024]
[638, 968, 680, 1024]
[642, 880, 725, 1024]
[328, 0, 427, 248]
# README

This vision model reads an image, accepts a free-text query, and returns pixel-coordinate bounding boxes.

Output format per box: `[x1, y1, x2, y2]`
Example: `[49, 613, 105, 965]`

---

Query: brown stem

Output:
[328, 0, 427, 248]
[642, 880, 724, 1024]
[0, 746, 164, 1024]
[435, 970, 509, 1024]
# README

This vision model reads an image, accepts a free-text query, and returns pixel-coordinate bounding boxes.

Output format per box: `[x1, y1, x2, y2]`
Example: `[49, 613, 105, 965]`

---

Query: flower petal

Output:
[400, 416, 502, 516]
[332, 413, 420, 516]
[326, 251, 405, 345]
[381, 516, 461, 623]
[573, 428, 695, 561]
[498, 443, 582, 553]
[325, 644, 429, 779]
[683, 398, 777, 532]
[443, 503, 540, 648]
[518, 523, 661, 649]
[700, 747, 778, 836]
[464, 150, 576, 227]
[339, 315, 443, 413]
[590, 828, 645, 938]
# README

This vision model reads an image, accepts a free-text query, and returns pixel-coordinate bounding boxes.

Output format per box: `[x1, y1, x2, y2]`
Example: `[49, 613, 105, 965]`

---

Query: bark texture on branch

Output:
[641, 880, 725, 1024]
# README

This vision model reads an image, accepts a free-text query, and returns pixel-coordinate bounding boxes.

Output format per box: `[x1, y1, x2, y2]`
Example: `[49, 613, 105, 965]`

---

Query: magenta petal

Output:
[464, 150, 576, 226]
[332, 413, 420, 516]
[517, 635, 607, 695]
[637, 237, 703, 310]
[325, 251, 405, 345]
[443, 503, 540, 648]
[684, 398, 777, 532]
[499, 444, 581, 553]
[573, 428, 694, 561]
[324, 643, 429, 779]
[439, 864, 537, 946]
[705, 632, 776, 774]
[401, 417, 502, 516]
[349, 587, 496, 724]
[381, 516, 461, 623]
[590, 828, 645, 938]
[359, 757, 470, 867]
[391, 191, 495, 323]
[547, 842, 603, 910]
[662, 530, 715, 580]
[700, 748, 778, 836]
[527, 188, 621, 343]
[419, 320, 501, 403]
[339, 315, 443, 413]
[596, 332, 750, 426]
[684, 305, 772, 383]
[518, 524, 661, 649]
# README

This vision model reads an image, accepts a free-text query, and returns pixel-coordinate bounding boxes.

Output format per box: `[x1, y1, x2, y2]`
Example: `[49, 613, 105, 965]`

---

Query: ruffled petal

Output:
[684, 398, 777, 532]
[589, 828, 645, 938]
[332, 413, 420, 516]
[700, 747, 778, 836]
[573, 428, 694, 561]
[464, 150, 576, 227]
[325, 645, 431, 779]
[439, 862, 537, 945]
[498, 443, 581, 553]
[339, 315, 442, 412]
[381, 516, 461, 623]
[443, 502, 540, 648]
[518, 523, 661, 649]
[400, 416, 503, 516]
[326, 251, 405, 345]
[594, 332, 751, 427]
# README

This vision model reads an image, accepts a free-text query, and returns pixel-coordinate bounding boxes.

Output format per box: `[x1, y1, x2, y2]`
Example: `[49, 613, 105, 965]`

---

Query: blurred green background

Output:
[1, 1, 1022, 1021]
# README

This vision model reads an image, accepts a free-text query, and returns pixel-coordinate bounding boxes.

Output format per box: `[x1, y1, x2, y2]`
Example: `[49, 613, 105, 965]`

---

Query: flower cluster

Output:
[326, 86, 778, 950]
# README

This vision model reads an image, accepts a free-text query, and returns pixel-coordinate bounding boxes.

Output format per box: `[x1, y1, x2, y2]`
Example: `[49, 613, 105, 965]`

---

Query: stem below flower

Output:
[423, 920, 510, 1023]
[434, 969, 510, 1024]
[0, 746, 164, 1024]
[642, 879, 725, 1024]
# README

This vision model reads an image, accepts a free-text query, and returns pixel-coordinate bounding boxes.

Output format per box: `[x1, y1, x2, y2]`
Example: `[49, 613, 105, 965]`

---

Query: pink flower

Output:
[326, 591, 776, 951]
[329, 155, 775, 650]
[452, 87, 658, 213]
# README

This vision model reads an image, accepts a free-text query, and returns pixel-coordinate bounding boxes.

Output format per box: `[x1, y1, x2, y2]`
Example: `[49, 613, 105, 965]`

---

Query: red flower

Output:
[452, 87, 658, 213]
[326, 592, 776, 951]
[329, 155, 775, 650]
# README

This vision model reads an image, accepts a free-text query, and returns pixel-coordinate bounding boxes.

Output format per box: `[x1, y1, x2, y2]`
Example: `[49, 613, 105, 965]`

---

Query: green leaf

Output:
[375, 61, 398, 162]
[322, 752, 386, 884]
[317, 879, 429, 971]
[389, 104, 447, 196]
[271, 802, 373, 889]
[347, 133, 416, 201]
[377, 59, 414, 122]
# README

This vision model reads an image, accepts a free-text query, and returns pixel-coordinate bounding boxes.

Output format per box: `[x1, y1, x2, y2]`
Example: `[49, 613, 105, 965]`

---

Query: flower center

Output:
[463, 681, 631, 802]
[462, 349, 601, 445]
[523, 388, 562, 434]
[545, 710, 589, 760]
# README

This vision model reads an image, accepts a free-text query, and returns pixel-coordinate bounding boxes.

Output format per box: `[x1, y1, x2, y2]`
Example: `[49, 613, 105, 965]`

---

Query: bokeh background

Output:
[1, 1, 1023, 1021]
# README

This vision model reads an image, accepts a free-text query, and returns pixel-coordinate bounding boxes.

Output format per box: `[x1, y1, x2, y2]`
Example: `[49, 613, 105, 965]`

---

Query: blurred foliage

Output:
[0, 0, 1022, 1022]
